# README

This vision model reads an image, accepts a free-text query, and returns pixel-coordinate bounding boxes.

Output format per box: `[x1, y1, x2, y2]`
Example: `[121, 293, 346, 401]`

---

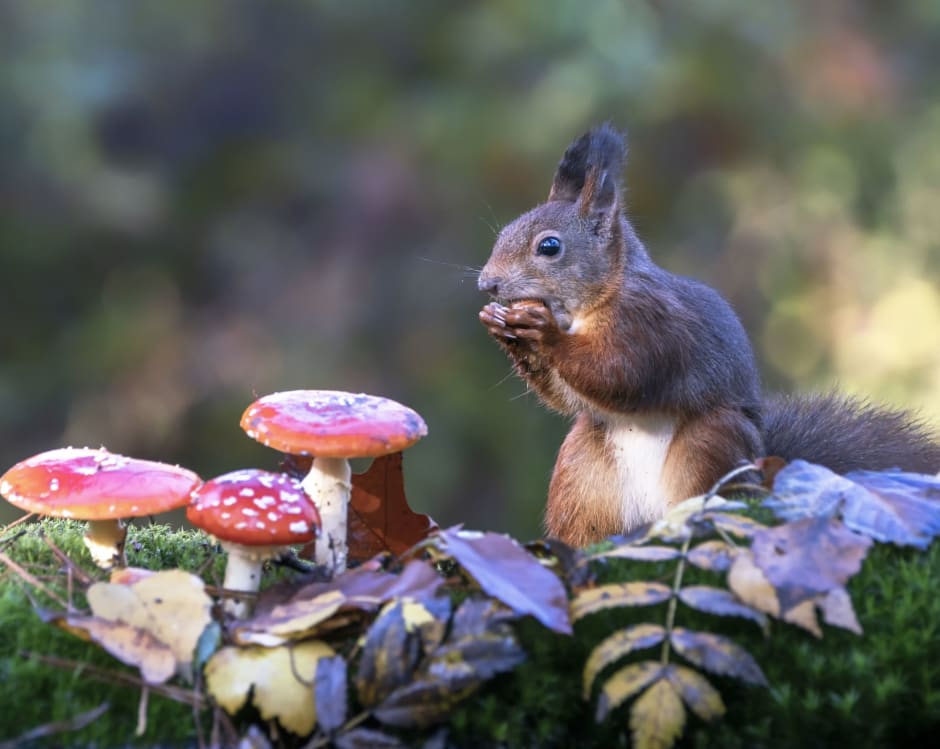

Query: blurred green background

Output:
[2, 0, 939, 537]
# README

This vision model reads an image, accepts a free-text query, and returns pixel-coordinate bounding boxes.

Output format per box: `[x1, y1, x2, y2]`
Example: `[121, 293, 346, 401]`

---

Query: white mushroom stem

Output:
[300, 456, 352, 573]
[218, 540, 285, 618]
[83, 519, 128, 570]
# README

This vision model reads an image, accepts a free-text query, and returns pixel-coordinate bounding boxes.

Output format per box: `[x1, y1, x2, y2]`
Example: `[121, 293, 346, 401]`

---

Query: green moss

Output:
[0, 520, 215, 748]
[449, 541, 940, 748]
[6, 519, 940, 748]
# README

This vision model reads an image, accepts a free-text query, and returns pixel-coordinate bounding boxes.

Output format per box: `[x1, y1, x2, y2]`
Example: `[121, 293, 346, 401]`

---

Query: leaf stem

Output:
[660, 532, 693, 666]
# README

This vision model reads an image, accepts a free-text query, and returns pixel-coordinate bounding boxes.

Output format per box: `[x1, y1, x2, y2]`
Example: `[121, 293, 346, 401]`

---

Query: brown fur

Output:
[479, 124, 940, 547]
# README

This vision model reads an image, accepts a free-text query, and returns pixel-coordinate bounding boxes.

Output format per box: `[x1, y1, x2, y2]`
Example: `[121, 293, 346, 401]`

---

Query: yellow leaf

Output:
[783, 599, 823, 638]
[571, 583, 672, 622]
[595, 661, 663, 722]
[234, 590, 346, 647]
[629, 678, 686, 749]
[727, 551, 780, 617]
[663, 664, 725, 721]
[205, 641, 334, 736]
[54, 614, 176, 684]
[87, 569, 213, 668]
[648, 495, 733, 539]
[583, 625, 666, 699]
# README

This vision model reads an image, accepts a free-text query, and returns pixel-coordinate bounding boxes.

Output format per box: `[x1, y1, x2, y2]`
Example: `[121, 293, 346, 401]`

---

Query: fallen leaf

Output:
[677, 586, 767, 628]
[669, 627, 767, 686]
[570, 582, 672, 622]
[591, 545, 682, 563]
[315, 655, 348, 735]
[237, 559, 442, 646]
[751, 516, 872, 610]
[704, 513, 767, 539]
[768, 460, 940, 548]
[335, 728, 407, 749]
[686, 540, 738, 572]
[355, 599, 426, 707]
[782, 599, 822, 638]
[205, 640, 333, 736]
[646, 495, 739, 541]
[87, 569, 213, 670]
[47, 613, 176, 684]
[817, 587, 863, 634]
[436, 528, 572, 634]
[595, 661, 663, 722]
[583, 624, 666, 699]
[629, 677, 685, 749]
[663, 664, 724, 722]
[727, 551, 780, 617]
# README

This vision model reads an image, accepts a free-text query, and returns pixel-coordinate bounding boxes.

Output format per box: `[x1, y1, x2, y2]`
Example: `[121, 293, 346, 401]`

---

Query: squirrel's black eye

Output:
[536, 236, 562, 257]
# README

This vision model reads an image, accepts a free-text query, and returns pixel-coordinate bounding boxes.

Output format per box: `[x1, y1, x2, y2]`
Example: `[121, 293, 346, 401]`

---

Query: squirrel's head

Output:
[478, 123, 631, 331]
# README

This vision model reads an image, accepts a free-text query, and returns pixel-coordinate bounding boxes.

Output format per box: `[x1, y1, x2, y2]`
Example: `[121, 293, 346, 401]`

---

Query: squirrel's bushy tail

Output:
[761, 393, 940, 474]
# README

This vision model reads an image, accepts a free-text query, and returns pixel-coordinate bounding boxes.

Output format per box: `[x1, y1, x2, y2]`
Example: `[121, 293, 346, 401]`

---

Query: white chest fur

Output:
[604, 412, 677, 529]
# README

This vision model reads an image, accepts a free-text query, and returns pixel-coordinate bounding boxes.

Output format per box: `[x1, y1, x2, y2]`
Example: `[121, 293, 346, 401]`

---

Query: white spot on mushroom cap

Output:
[239, 488, 256, 497]
[289, 521, 310, 534]
[241, 508, 259, 517]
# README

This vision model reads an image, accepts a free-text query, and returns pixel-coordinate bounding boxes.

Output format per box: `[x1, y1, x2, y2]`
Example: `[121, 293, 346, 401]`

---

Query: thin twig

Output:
[43, 533, 94, 585]
[0, 702, 109, 749]
[19, 651, 204, 707]
[302, 710, 371, 749]
[136, 686, 150, 736]
[1, 512, 36, 535]
[0, 549, 69, 608]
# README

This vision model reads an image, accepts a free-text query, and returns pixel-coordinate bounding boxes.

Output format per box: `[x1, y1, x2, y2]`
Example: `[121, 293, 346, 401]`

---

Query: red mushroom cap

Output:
[187, 469, 321, 545]
[0, 447, 201, 520]
[240, 390, 428, 458]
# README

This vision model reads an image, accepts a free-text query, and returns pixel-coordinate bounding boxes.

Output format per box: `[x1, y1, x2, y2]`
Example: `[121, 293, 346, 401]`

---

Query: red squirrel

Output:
[478, 124, 940, 547]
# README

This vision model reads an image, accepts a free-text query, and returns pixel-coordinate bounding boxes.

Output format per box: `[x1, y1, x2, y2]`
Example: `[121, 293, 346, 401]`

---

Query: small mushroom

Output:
[0, 447, 201, 569]
[240, 389, 427, 573]
[186, 469, 320, 618]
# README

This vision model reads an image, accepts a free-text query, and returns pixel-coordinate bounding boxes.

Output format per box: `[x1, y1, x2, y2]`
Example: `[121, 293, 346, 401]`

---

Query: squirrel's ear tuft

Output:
[548, 123, 626, 218]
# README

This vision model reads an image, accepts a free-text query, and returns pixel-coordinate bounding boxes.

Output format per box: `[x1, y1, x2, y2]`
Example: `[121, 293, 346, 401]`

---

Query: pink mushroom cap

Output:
[240, 390, 427, 458]
[0, 447, 201, 520]
[187, 469, 321, 546]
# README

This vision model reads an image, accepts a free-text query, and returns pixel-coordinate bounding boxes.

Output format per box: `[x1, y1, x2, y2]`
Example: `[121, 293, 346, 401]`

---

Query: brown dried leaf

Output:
[595, 661, 664, 722]
[670, 627, 767, 686]
[751, 516, 872, 611]
[348, 452, 438, 562]
[663, 664, 725, 722]
[629, 677, 686, 749]
[571, 582, 672, 622]
[583, 624, 666, 699]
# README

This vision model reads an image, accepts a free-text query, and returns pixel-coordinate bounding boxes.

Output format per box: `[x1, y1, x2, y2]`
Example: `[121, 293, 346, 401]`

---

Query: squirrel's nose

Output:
[477, 272, 500, 296]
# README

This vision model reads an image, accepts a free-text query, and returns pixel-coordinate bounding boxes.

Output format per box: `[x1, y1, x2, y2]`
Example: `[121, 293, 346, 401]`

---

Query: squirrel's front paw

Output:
[480, 301, 558, 337]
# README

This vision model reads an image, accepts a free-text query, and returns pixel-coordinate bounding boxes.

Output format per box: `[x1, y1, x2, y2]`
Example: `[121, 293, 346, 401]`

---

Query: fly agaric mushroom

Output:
[240, 390, 427, 573]
[187, 469, 321, 617]
[0, 447, 201, 569]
